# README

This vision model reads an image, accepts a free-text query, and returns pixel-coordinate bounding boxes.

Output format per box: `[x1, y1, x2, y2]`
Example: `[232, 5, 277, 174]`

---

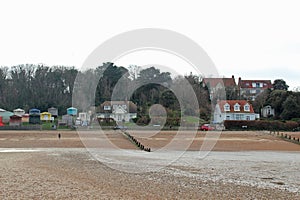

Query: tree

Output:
[281, 95, 300, 120]
[266, 90, 289, 118]
[252, 89, 271, 113]
[273, 79, 289, 90]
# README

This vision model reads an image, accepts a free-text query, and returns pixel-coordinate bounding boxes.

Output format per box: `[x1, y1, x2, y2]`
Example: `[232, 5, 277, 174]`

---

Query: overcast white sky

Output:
[0, 0, 300, 90]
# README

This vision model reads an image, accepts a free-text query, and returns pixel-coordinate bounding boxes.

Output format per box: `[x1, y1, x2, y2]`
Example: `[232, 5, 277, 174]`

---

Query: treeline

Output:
[253, 88, 300, 120]
[0, 63, 211, 119]
[0, 64, 77, 114]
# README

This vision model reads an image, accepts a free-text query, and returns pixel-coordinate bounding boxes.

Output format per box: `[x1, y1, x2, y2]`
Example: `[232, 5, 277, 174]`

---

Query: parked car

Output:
[199, 124, 215, 131]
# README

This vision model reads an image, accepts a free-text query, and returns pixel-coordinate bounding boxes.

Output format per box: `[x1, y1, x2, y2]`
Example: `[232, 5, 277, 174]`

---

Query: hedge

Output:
[223, 120, 298, 131]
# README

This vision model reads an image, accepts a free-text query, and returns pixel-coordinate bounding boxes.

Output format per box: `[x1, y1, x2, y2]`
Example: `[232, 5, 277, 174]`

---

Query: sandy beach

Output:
[0, 130, 300, 199]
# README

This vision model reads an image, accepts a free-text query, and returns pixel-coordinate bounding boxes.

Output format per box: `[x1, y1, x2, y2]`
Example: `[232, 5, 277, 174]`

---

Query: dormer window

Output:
[234, 103, 240, 111]
[244, 103, 250, 112]
[224, 103, 230, 111]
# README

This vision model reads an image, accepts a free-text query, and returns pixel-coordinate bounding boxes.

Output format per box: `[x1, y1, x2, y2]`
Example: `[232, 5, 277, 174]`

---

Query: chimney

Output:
[232, 75, 234, 79]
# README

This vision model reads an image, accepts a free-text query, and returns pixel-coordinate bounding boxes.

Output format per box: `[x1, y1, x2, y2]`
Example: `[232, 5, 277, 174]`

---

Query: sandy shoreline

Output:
[0, 148, 299, 199]
[0, 130, 300, 199]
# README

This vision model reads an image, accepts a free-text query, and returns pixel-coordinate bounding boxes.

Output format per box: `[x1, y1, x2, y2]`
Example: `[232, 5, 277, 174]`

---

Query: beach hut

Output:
[0, 116, 4, 126]
[40, 112, 52, 121]
[62, 114, 73, 126]
[13, 108, 25, 117]
[29, 108, 41, 124]
[67, 107, 78, 116]
[0, 109, 14, 123]
[22, 114, 30, 123]
[48, 107, 58, 117]
[9, 115, 22, 126]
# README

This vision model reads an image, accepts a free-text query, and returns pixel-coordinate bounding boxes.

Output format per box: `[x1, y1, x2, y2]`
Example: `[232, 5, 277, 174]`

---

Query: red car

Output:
[199, 124, 215, 131]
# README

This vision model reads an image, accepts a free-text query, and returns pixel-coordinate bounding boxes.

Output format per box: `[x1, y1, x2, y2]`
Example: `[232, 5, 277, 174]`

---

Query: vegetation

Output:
[253, 83, 300, 120]
[1, 62, 299, 125]
[224, 120, 298, 131]
[0, 63, 211, 125]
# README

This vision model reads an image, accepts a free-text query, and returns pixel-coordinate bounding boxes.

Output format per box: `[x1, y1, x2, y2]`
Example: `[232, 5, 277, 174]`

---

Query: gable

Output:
[217, 100, 254, 113]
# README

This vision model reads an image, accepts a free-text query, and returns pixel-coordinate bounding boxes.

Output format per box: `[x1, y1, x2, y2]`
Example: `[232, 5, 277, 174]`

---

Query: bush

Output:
[224, 120, 298, 131]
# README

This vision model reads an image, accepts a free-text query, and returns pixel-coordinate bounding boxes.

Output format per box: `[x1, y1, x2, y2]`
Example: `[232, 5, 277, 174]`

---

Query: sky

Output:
[0, 0, 300, 90]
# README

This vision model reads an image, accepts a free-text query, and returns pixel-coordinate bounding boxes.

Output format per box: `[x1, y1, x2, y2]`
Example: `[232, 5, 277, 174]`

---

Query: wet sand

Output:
[1, 130, 300, 151]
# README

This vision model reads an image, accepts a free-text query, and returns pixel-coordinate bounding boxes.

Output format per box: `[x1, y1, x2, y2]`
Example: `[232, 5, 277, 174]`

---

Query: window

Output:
[104, 105, 111, 110]
[244, 104, 250, 111]
[226, 115, 230, 120]
[224, 103, 230, 111]
[234, 103, 240, 111]
[246, 116, 250, 120]
[235, 114, 242, 120]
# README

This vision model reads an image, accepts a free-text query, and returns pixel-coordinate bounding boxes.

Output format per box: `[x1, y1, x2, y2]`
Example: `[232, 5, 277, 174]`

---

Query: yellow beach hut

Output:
[40, 112, 52, 121]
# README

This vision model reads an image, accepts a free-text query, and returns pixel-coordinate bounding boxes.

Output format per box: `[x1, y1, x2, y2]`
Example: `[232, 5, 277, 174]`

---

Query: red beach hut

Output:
[0, 116, 4, 126]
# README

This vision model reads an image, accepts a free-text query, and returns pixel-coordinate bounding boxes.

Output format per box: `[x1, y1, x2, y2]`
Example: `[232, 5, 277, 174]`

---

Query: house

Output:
[97, 101, 137, 122]
[9, 115, 22, 126]
[238, 78, 273, 101]
[214, 100, 258, 123]
[202, 75, 237, 100]
[261, 105, 275, 118]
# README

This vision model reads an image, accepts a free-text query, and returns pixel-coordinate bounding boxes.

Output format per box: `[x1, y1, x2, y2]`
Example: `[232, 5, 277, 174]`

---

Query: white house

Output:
[214, 100, 258, 123]
[97, 101, 137, 122]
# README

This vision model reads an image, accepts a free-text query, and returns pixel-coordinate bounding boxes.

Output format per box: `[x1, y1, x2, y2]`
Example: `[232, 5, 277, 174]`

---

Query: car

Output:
[199, 124, 215, 131]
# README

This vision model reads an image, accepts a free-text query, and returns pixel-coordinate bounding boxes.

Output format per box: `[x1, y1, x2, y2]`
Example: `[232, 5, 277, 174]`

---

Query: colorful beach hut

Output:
[9, 115, 22, 126]
[13, 108, 25, 117]
[0, 109, 14, 123]
[67, 107, 78, 116]
[48, 107, 58, 117]
[29, 108, 41, 124]
[40, 112, 52, 121]
[22, 114, 30, 123]
[0, 116, 4, 126]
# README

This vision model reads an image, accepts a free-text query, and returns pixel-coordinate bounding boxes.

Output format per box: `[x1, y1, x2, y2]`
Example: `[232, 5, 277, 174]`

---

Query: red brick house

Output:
[202, 75, 237, 100]
[238, 78, 273, 101]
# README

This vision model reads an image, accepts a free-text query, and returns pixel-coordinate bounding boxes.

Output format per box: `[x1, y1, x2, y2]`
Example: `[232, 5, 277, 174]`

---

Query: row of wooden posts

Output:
[123, 131, 151, 152]
[270, 131, 300, 144]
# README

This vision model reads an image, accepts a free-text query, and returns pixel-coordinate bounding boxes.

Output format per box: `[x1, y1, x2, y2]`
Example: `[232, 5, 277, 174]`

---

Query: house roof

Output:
[238, 79, 272, 89]
[203, 77, 237, 88]
[41, 112, 51, 115]
[13, 108, 25, 112]
[217, 100, 254, 113]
